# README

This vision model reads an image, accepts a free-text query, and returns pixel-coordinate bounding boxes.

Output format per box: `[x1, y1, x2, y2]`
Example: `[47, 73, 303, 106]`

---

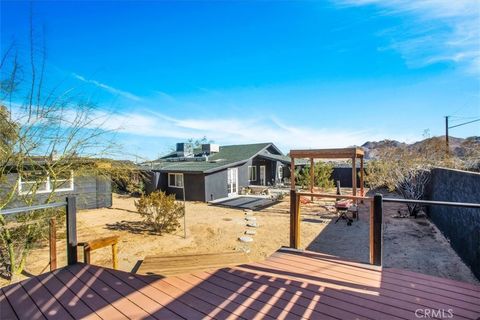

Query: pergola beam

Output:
[289, 147, 365, 249]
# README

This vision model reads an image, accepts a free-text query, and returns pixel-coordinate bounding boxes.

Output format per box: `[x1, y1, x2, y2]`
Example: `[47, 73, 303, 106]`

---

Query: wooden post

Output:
[310, 158, 314, 201]
[370, 194, 383, 266]
[112, 242, 118, 270]
[66, 196, 78, 265]
[79, 235, 119, 269]
[360, 156, 364, 197]
[294, 192, 301, 249]
[290, 189, 297, 248]
[83, 246, 91, 264]
[352, 155, 357, 197]
[290, 155, 296, 248]
[49, 218, 57, 271]
[290, 157, 295, 190]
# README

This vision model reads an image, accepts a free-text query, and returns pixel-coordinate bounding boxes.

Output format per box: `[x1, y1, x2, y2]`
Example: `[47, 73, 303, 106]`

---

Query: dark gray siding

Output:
[237, 161, 251, 189]
[251, 157, 278, 186]
[1, 173, 112, 210]
[205, 170, 228, 201]
[152, 172, 206, 202]
[424, 168, 480, 280]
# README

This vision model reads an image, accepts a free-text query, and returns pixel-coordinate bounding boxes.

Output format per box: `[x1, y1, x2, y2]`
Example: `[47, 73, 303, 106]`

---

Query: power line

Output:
[448, 118, 480, 129]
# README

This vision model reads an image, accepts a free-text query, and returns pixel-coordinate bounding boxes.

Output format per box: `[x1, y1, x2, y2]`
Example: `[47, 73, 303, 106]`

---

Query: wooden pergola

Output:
[289, 147, 366, 249]
[289, 147, 365, 197]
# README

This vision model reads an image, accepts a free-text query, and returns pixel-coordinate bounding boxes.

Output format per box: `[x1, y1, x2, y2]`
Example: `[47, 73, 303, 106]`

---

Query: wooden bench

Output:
[78, 235, 119, 269]
[136, 251, 249, 277]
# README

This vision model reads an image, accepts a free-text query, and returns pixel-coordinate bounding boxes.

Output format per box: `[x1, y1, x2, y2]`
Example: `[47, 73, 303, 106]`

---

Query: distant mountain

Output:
[361, 136, 480, 160]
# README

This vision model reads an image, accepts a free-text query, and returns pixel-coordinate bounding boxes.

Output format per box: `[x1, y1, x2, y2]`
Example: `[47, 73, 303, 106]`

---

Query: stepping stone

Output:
[245, 217, 257, 222]
[246, 222, 257, 228]
[239, 236, 254, 243]
[245, 230, 256, 235]
[244, 210, 254, 216]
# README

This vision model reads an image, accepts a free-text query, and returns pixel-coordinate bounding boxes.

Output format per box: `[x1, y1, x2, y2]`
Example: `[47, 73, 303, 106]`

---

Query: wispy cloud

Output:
[336, 0, 480, 74]
[72, 73, 142, 101]
[90, 108, 419, 153]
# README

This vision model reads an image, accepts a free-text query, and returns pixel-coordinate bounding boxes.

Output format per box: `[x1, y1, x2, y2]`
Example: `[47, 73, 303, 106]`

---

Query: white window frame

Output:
[18, 170, 74, 195]
[168, 173, 184, 188]
[248, 166, 257, 181]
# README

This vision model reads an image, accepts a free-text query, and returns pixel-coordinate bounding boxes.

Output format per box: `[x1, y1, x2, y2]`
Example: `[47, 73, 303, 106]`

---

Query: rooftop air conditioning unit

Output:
[202, 144, 220, 154]
[176, 143, 194, 157]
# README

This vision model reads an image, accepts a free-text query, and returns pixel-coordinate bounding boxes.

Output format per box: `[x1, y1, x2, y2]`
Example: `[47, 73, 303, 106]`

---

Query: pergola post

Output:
[288, 148, 366, 250]
[360, 156, 364, 197]
[352, 155, 357, 197]
[290, 157, 297, 248]
[310, 158, 314, 201]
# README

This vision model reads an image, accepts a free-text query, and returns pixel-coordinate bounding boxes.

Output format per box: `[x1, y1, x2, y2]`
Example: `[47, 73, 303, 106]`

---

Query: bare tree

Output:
[0, 16, 138, 281]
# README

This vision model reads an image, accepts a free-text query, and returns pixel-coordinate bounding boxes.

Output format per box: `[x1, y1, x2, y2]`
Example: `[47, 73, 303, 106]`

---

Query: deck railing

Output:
[0, 196, 78, 271]
[290, 190, 480, 266]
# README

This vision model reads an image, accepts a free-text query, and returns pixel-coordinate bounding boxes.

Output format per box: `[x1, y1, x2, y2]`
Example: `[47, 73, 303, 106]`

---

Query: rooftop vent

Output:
[202, 143, 220, 154]
[176, 143, 194, 158]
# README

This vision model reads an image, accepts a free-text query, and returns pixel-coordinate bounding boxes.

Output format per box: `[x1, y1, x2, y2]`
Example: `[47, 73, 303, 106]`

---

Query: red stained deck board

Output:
[185, 271, 359, 320]
[52, 267, 126, 319]
[0, 288, 18, 320]
[268, 253, 480, 313]
[2, 282, 46, 320]
[266, 252, 480, 317]
[66, 264, 154, 320]
[35, 272, 101, 320]
[2, 249, 479, 320]
[80, 265, 183, 320]
[205, 268, 406, 320]
[20, 276, 74, 320]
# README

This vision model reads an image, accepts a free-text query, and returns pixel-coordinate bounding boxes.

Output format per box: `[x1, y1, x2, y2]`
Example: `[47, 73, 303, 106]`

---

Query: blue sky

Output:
[1, 0, 479, 159]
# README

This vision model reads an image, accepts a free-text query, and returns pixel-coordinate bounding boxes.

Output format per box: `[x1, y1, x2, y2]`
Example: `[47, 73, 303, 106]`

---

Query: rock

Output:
[244, 210, 254, 216]
[245, 230, 256, 235]
[246, 222, 257, 228]
[239, 236, 254, 243]
[245, 217, 257, 221]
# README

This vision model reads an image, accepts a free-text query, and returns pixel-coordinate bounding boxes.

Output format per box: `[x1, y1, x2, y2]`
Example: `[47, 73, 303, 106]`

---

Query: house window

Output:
[168, 173, 184, 188]
[248, 166, 257, 181]
[18, 170, 74, 195]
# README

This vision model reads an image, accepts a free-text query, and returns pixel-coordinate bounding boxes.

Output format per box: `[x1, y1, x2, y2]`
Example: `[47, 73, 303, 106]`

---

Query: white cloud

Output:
[336, 0, 480, 74]
[92, 108, 419, 152]
[72, 73, 142, 101]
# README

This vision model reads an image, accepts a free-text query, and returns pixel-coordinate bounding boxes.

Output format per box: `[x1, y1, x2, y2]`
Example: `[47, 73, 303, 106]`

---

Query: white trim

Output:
[259, 165, 266, 186]
[227, 168, 238, 197]
[248, 166, 257, 181]
[18, 170, 74, 195]
[168, 173, 184, 188]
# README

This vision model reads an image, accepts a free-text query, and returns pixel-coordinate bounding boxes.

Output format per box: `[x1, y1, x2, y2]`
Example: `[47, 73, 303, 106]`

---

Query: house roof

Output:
[143, 142, 282, 174]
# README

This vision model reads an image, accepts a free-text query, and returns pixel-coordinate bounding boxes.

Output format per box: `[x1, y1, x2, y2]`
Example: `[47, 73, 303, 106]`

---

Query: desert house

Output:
[0, 157, 112, 210]
[142, 142, 292, 201]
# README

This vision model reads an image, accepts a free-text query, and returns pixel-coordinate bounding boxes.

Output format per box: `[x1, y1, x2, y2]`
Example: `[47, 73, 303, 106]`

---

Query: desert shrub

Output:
[365, 147, 432, 217]
[295, 162, 335, 190]
[396, 169, 430, 217]
[134, 191, 184, 234]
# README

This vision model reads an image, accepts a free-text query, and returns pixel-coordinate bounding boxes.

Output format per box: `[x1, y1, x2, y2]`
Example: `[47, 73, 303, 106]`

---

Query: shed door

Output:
[227, 168, 238, 197]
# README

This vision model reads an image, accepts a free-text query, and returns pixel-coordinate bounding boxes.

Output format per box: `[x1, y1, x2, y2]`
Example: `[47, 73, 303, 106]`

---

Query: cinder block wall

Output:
[425, 167, 480, 280]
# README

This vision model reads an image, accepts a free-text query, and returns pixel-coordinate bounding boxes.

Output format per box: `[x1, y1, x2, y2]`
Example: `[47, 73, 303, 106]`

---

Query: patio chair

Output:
[334, 181, 355, 225]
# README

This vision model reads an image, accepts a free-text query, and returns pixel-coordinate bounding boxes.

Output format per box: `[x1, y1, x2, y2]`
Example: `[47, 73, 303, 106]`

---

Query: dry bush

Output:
[134, 191, 184, 235]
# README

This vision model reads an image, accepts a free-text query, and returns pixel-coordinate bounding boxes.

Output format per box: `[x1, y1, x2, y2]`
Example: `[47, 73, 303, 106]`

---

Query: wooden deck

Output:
[137, 251, 250, 277]
[1, 248, 479, 319]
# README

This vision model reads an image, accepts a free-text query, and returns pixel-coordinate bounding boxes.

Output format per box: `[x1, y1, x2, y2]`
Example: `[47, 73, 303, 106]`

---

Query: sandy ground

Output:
[2, 192, 478, 287]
